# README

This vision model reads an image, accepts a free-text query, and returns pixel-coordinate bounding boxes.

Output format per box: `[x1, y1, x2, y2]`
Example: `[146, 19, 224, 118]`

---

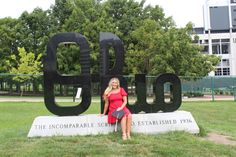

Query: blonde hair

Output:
[103, 77, 120, 97]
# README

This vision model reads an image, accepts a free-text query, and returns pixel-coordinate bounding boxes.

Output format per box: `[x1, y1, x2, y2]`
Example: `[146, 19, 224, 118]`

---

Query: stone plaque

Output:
[28, 111, 199, 137]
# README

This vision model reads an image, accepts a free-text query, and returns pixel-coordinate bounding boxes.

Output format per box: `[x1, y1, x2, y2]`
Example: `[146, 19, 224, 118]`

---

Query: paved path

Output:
[204, 132, 236, 145]
[0, 95, 235, 102]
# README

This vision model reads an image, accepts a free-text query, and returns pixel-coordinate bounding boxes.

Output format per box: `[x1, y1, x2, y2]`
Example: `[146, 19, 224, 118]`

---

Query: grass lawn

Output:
[0, 101, 236, 157]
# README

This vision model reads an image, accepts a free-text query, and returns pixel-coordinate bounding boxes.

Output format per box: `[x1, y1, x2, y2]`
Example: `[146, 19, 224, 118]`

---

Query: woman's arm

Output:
[117, 96, 127, 111]
[102, 97, 109, 115]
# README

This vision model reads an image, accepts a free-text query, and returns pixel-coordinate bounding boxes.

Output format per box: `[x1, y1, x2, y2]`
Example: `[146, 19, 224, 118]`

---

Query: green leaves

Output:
[0, 18, 19, 72]
[0, 0, 219, 77]
[127, 21, 220, 77]
[9, 47, 42, 83]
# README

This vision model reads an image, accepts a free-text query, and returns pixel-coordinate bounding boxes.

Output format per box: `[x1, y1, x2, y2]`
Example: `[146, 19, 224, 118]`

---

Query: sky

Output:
[145, 0, 206, 27]
[0, 0, 207, 28]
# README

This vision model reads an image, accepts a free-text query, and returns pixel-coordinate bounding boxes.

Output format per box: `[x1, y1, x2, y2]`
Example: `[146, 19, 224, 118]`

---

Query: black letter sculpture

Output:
[43, 33, 91, 116]
[43, 32, 182, 116]
[99, 32, 182, 114]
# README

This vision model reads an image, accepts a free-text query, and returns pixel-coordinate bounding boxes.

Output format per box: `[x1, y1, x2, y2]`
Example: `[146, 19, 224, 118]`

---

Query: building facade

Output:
[195, 0, 236, 76]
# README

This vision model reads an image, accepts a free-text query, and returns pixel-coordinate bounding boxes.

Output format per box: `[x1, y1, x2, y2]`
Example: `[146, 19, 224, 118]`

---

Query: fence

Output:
[0, 73, 236, 101]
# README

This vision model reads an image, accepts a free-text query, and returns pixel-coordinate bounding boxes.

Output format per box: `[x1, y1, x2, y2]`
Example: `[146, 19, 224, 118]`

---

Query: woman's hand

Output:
[99, 113, 105, 116]
[116, 107, 123, 111]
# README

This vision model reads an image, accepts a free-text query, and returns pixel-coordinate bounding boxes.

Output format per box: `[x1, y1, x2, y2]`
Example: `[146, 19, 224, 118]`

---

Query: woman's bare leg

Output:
[126, 114, 132, 139]
[120, 117, 127, 140]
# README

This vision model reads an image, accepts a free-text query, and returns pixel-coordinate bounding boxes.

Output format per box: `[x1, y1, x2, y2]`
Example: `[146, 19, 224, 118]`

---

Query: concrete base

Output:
[27, 111, 199, 137]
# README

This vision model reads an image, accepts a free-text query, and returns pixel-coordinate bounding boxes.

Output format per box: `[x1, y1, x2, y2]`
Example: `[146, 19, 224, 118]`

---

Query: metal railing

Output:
[1, 73, 236, 101]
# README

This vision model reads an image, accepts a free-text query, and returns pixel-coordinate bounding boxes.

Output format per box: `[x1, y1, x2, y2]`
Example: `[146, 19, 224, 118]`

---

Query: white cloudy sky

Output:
[145, 0, 206, 27]
[0, 0, 55, 18]
[0, 0, 207, 27]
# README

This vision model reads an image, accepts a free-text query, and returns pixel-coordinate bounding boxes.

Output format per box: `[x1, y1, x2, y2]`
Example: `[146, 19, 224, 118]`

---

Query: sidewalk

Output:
[183, 95, 235, 101]
[0, 95, 235, 102]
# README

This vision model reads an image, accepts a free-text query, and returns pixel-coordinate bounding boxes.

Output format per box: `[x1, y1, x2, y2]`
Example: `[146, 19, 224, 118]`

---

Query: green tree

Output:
[103, 0, 177, 74]
[104, 0, 145, 43]
[0, 18, 18, 73]
[51, 0, 74, 28]
[0, 0, 220, 78]
[127, 22, 220, 77]
[16, 8, 52, 56]
[126, 19, 160, 74]
[8, 47, 42, 95]
[55, 0, 118, 74]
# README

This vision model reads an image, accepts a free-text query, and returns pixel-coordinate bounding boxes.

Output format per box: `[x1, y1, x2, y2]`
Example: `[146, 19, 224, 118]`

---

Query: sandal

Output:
[122, 133, 127, 140]
[127, 134, 131, 140]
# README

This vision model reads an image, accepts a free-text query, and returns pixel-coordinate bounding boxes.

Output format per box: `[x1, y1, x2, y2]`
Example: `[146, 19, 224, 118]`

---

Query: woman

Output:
[101, 77, 132, 140]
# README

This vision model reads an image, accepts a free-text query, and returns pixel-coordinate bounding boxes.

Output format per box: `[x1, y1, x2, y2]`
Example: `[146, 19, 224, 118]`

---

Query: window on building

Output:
[223, 68, 230, 75]
[222, 43, 229, 54]
[222, 59, 230, 66]
[212, 39, 220, 43]
[215, 68, 222, 76]
[215, 67, 230, 76]
[221, 39, 230, 42]
[204, 40, 209, 44]
[212, 44, 220, 54]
